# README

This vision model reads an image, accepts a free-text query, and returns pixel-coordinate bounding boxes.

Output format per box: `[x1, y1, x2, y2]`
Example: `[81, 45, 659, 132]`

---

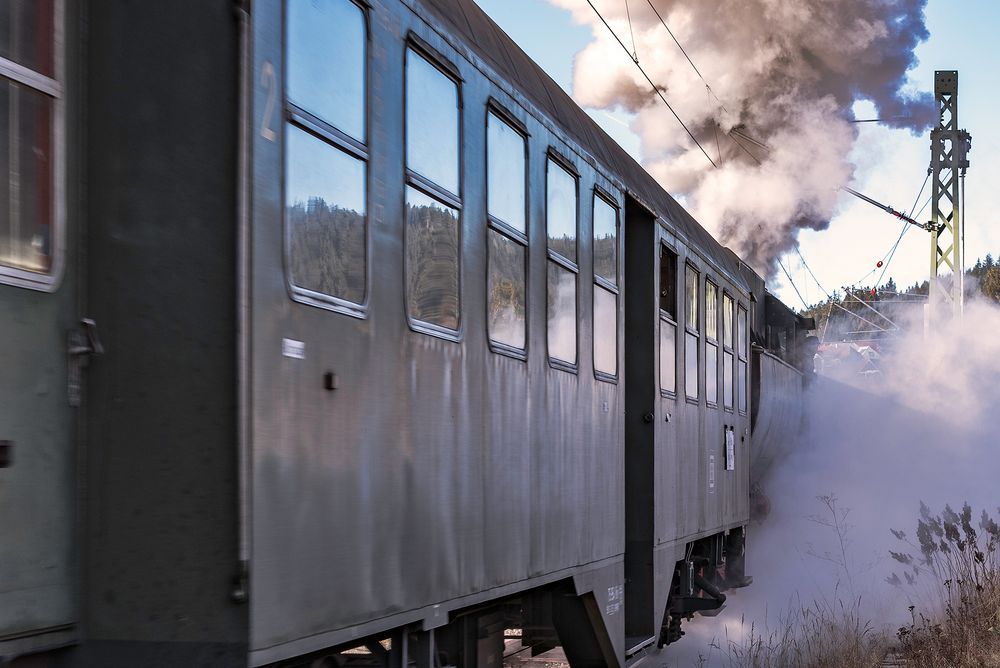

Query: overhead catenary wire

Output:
[622, 0, 638, 62]
[726, 130, 763, 165]
[638, 0, 773, 162]
[777, 259, 809, 309]
[793, 244, 898, 329]
[643, 0, 727, 113]
[584, 0, 717, 168]
[871, 171, 930, 289]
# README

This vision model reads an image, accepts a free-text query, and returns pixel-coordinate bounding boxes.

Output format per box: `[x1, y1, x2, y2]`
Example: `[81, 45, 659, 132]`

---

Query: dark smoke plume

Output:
[553, 0, 935, 276]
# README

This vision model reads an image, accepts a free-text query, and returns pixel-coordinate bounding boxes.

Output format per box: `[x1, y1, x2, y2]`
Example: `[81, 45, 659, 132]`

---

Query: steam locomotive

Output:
[0, 0, 810, 665]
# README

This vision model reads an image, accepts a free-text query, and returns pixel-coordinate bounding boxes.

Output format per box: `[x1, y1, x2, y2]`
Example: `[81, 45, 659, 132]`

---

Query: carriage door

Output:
[623, 197, 657, 645]
[0, 0, 80, 655]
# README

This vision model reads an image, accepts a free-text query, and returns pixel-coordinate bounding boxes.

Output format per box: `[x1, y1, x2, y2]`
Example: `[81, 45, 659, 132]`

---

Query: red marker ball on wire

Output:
[876, 260, 883, 268]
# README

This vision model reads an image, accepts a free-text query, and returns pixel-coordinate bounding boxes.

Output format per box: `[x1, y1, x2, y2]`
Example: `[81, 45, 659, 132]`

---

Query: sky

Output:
[474, 0, 1000, 309]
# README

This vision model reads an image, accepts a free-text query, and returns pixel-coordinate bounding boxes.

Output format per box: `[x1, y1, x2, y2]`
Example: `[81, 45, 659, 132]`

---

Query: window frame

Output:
[684, 262, 700, 403]
[592, 186, 619, 383]
[0, 0, 66, 292]
[544, 148, 579, 373]
[704, 278, 719, 407]
[738, 302, 749, 415]
[722, 291, 735, 412]
[658, 240, 678, 399]
[402, 37, 464, 341]
[485, 100, 529, 360]
[281, 0, 370, 318]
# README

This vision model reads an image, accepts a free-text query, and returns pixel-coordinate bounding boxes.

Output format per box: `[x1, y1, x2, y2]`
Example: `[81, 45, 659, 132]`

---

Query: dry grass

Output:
[716, 599, 890, 668]
[889, 502, 1000, 667]
[713, 499, 1000, 667]
[713, 495, 893, 667]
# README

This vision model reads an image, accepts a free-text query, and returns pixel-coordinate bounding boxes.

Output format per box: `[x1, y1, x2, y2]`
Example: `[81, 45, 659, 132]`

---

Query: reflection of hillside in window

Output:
[546, 156, 577, 366]
[546, 161, 576, 263]
[488, 230, 525, 349]
[284, 0, 368, 309]
[486, 110, 527, 351]
[286, 124, 366, 304]
[406, 189, 459, 329]
[288, 198, 365, 303]
[593, 196, 617, 283]
[405, 47, 461, 332]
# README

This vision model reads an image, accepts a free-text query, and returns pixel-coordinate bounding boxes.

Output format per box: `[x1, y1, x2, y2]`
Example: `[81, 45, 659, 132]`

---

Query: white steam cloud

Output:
[552, 0, 935, 276]
[658, 299, 1000, 666]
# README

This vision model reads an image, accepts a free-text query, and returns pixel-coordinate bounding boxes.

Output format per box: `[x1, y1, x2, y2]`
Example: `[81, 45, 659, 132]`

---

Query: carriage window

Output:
[487, 229, 525, 350]
[723, 294, 735, 410]
[546, 157, 577, 367]
[660, 245, 677, 318]
[284, 0, 368, 309]
[405, 48, 461, 332]
[706, 282, 718, 340]
[706, 341, 718, 405]
[659, 244, 678, 394]
[487, 112, 525, 233]
[287, 0, 365, 142]
[405, 187, 460, 329]
[487, 111, 526, 352]
[0, 0, 60, 285]
[593, 195, 617, 283]
[594, 285, 616, 376]
[685, 265, 699, 330]
[546, 159, 576, 263]
[684, 265, 699, 400]
[406, 49, 459, 196]
[0, 2, 55, 76]
[548, 262, 576, 364]
[738, 304, 747, 353]
[723, 293, 734, 347]
[659, 320, 676, 394]
[593, 193, 618, 379]
[705, 280, 718, 405]
[738, 305, 748, 413]
[286, 127, 366, 303]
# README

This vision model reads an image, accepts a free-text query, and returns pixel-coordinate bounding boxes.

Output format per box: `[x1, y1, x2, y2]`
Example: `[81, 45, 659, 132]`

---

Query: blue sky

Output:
[475, 0, 999, 307]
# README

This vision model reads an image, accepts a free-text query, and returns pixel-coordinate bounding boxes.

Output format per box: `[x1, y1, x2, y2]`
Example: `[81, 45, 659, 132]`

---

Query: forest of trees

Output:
[798, 252, 1000, 341]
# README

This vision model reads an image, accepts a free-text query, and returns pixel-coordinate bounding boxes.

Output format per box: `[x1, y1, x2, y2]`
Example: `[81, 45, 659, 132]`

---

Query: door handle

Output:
[68, 318, 104, 407]
[642, 412, 654, 423]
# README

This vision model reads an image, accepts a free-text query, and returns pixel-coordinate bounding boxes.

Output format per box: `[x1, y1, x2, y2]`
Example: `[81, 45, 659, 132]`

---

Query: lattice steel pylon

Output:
[928, 70, 972, 315]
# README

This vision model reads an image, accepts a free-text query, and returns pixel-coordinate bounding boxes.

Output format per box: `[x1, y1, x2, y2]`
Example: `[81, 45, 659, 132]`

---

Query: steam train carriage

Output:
[0, 0, 807, 666]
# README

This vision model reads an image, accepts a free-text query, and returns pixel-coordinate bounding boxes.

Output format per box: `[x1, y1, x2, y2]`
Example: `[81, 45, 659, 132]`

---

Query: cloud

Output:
[552, 0, 934, 276]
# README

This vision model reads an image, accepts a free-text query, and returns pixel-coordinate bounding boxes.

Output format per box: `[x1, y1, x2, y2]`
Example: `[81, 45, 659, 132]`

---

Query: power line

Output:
[777, 259, 809, 309]
[622, 0, 638, 62]
[639, 1, 780, 160]
[727, 130, 762, 165]
[846, 173, 932, 288]
[584, 0, 717, 168]
[643, 0, 726, 112]
[793, 246, 831, 300]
